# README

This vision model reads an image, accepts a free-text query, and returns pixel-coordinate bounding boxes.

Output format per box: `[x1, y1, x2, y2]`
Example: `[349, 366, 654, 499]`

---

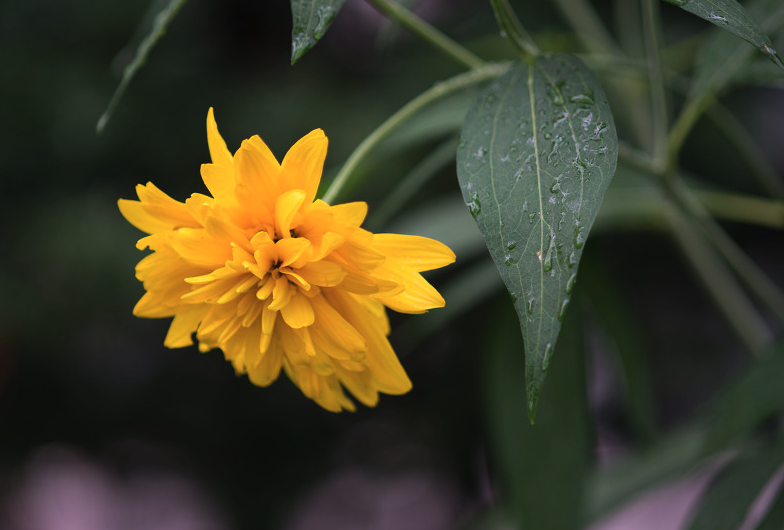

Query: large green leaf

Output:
[457, 54, 618, 421]
[290, 0, 346, 64]
[663, 0, 784, 70]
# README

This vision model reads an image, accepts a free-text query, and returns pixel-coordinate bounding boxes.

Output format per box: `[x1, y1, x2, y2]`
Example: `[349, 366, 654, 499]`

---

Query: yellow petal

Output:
[248, 329, 284, 386]
[197, 303, 238, 338]
[234, 140, 279, 222]
[200, 163, 235, 204]
[296, 260, 345, 287]
[256, 275, 276, 300]
[333, 365, 378, 407]
[324, 290, 411, 394]
[169, 227, 230, 268]
[254, 242, 278, 273]
[206, 107, 233, 168]
[372, 233, 456, 272]
[133, 291, 178, 318]
[275, 189, 306, 239]
[280, 290, 315, 328]
[373, 259, 446, 314]
[330, 201, 367, 226]
[118, 199, 171, 235]
[309, 295, 366, 360]
[276, 237, 312, 268]
[280, 129, 327, 203]
[261, 301, 277, 337]
[164, 305, 210, 348]
[268, 275, 292, 311]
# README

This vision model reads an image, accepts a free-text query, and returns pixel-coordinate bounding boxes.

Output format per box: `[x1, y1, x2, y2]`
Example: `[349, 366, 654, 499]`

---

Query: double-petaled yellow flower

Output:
[119, 109, 455, 411]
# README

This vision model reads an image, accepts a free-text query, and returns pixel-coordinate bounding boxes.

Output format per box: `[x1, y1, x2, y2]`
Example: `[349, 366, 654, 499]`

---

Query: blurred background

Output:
[2, 0, 784, 529]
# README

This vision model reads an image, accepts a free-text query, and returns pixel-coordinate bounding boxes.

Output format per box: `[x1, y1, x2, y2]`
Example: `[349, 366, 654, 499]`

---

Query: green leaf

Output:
[689, 0, 784, 99]
[97, 0, 189, 134]
[685, 442, 784, 530]
[663, 0, 784, 70]
[456, 54, 618, 421]
[484, 298, 590, 530]
[290, 0, 346, 64]
[703, 340, 784, 455]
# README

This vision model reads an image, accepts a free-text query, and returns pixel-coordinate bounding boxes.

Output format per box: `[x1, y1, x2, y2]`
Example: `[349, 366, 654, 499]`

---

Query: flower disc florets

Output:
[119, 109, 455, 411]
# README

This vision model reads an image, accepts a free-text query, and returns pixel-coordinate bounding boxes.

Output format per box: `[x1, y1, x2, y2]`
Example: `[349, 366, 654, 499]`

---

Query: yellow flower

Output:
[119, 108, 455, 411]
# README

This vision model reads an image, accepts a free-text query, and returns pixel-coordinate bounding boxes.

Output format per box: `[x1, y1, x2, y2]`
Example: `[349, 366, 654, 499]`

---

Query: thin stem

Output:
[364, 0, 484, 70]
[97, 0, 189, 133]
[663, 198, 772, 356]
[490, 0, 540, 57]
[668, 177, 784, 326]
[551, 0, 621, 55]
[695, 190, 784, 229]
[322, 62, 511, 204]
[666, 94, 712, 172]
[641, 0, 668, 173]
[706, 103, 784, 200]
[369, 135, 458, 229]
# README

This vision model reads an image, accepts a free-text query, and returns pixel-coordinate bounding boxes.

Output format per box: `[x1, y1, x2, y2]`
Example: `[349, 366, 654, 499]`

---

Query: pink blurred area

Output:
[1, 445, 229, 530]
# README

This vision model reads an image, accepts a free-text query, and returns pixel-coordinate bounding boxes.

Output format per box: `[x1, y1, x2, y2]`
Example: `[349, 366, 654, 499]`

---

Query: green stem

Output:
[663, 198, 772, 356]
[322, 62, 511, 204]
[363, 0, 484, 70]
[696, 190, 784, 229]
[97, 0, 189, 133]
[666, 94, 712, 172]
[642, 0, 668, 172]
[706, 104, 784, 200]
[490, 0, 540, 57]
[668, 178, 784, 326]
[369, 135, 458, 228]
[551, 0, 621, 55]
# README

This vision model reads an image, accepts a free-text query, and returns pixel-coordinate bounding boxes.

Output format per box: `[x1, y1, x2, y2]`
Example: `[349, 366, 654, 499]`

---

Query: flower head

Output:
[119, 109, 455, 411]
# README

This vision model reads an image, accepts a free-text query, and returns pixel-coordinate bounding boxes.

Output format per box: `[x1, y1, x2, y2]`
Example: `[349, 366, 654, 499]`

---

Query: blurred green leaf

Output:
[97, 0, 189, 133]
[580, 254, 657, 445]
[585, 426, 707, 523]
[686, 442, 784, 530]
[484, 297, 590, 530]
[290, 0, 346, 64]
[688, 0, 784, 99]
[456, 54, 617, 421]
[703, 340, 784, 455]
[664, 0, 784, 70]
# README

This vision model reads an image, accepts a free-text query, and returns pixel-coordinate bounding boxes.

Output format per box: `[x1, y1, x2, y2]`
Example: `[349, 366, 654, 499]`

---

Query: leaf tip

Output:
[527, 395, 539, 424]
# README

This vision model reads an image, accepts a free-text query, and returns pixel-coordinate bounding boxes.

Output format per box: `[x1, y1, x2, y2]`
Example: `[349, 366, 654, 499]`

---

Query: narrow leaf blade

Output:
[703, 340, 784, 455]
[290, 0, 346, 64]
[97, 0, 189, 133]
[457, 54, 618, 420]
[686, 443, 784, 530]
[663, 0, 784, 70]
[689, 0, 784, 99]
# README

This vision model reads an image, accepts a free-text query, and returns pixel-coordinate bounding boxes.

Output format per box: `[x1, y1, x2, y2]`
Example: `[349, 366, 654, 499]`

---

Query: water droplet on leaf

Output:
[566, 273, 577, 294]
[558, 298, 570, 321]
[542, 343, 554, 371]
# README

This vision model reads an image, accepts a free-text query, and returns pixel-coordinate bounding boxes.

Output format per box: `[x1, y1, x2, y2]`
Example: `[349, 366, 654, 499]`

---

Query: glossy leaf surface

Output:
[689, 0, 784, 99]
[290, 0, 346, 64]
[457, 54, 617, 420]
[663, 0, 784, 69]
